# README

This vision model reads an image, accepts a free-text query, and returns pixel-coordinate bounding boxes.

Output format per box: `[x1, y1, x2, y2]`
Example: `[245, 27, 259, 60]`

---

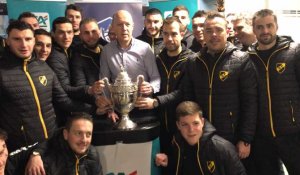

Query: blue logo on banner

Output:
[97, 17, 113, 42]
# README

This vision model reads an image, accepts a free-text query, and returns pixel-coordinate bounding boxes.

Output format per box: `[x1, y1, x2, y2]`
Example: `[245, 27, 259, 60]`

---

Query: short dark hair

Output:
[192, 10, 207, 19]
[252, 9, 277, 27]
[144, 8, 162, 17]
[65, 113, 93, 131]
[0, 128, 7, 141]
[6, 20, 34, 36]
[176, 101, 203, 121]
[52, 17, 72, 33]
[204, 11, 227, 28]
[172, 5, 189, 16]
[79, 18, 98, 28]
[65, 4, 83, 17]
[34, 28, 51, 38]
[18, 11, 36, 21]
[163, 16, 185, 32]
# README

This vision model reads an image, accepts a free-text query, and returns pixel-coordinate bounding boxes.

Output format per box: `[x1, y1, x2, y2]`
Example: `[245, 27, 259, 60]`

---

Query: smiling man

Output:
[156, 101, 246, 175]
[181, 12, 257, 174]
[34, 29, 52, 61]
[25, 113, 103, 175]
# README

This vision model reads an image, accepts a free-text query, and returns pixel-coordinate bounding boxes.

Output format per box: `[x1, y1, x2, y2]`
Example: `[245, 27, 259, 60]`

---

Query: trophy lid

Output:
[113, 67, 133, 86]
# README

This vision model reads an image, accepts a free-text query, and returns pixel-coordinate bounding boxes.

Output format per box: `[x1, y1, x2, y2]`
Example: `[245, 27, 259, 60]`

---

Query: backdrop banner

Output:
[7, 0, 66, 31]
[149, 0, 199, 30]
[76, 2, 143, 42]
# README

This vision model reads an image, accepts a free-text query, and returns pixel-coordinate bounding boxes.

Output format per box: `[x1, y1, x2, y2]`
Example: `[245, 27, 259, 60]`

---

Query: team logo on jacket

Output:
[39, 76, 47, 86]
[173, 71, 181, 79]
[219, 71, 229, 81]
[207, 160, 215, 173]
[276, 63, 286, 74]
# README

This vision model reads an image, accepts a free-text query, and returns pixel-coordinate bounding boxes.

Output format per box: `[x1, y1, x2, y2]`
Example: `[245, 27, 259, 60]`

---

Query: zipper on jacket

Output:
[250, 44, 288, 137]
[81, 54, 100, 70]
[21, 125, 29, 146]
[75, 154, 88, 175]
[196, 142, 204, 175]
[289, 100, 296, 123]
[151, 37, 155, 53]
[157, 56, 187, 132]
[23, 59, 48, 139]
[196, 48, 226, 123]
[173, 138, 181, 175]
[229, 111, 234, 131]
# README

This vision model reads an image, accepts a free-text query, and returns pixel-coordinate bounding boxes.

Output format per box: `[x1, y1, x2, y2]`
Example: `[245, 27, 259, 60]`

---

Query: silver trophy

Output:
[102, 67, 144, 130]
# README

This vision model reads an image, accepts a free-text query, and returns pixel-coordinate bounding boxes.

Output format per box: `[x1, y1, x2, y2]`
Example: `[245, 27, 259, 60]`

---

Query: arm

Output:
[70, 52, 88, 87]
[47, 52, 90, 100]
[144, 45, 161, 94]
[52, 72, 95, 114]
[218, 139, 247, 175]
[238, 56, 258, 144]
[99, 47, 111, 81]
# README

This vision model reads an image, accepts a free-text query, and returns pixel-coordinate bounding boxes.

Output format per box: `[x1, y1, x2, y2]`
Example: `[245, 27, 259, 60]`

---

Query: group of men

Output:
[0, 2, 299, 175]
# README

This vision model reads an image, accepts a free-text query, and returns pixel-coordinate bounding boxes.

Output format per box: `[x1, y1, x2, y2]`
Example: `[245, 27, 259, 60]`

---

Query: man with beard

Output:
[65, 4, 83, 49]
[137, 8, 164, 56]
[135, 17, 194, 174]
[172, 5, 194, 49]
[189, 10, 207, 52]
[231, 13, 256, 51]
[182, 12, 257, 174]
[71, 18, 107, 87]
[248, 9, 300, 175]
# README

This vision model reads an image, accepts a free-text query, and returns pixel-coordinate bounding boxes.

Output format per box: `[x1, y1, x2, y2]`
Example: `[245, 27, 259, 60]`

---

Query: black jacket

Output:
[0, 49, 91, 151]
[47, 43, 94, 126]
[136, 29, 164, 57]
[189, 38, 204, 53]
[170, 120, 246, 175]
[156, 47, 195, 135]
[47, 43, 90, 99]
[6, 129, 103, 175]
[41, 129, 103, 175]
[248, 36, 300, 137]
[182, 29, 194, 49]
[182, 42, 257, 143]
[71, 38, 108, 86]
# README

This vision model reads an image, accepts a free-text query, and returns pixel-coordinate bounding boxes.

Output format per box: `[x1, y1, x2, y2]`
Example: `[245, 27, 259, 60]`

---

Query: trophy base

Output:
[117, 115, 137, 130]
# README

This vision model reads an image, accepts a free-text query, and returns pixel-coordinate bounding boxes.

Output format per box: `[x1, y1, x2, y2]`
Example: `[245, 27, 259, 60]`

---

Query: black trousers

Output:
[252, 133, 300, 175]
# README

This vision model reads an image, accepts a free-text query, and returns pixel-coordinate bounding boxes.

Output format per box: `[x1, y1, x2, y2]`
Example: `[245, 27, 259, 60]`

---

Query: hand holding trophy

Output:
[102, 67, 144, 130]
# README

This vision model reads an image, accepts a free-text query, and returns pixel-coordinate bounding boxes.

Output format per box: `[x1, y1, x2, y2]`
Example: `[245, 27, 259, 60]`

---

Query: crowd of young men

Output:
[0, 3, 299, 175]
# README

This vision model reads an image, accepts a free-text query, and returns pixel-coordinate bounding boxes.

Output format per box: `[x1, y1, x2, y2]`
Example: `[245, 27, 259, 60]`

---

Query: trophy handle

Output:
[136, 75, 144, 97]
[102, 77, 111, 87]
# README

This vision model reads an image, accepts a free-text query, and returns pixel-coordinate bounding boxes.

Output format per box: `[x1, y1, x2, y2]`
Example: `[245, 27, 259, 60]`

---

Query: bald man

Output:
[99, 10, 161, 122]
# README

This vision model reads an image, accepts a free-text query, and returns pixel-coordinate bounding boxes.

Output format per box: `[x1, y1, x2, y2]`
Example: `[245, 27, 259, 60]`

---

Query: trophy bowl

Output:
[102, 68, 143, 130]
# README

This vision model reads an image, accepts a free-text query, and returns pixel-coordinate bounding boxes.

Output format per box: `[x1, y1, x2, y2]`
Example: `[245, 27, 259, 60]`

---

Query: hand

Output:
[25, 155, 45, 175]
[236, 141, 251, 159]
[155, 153, 168, 167]
[139, 81, 153, 96]
[135, 97, 154, 110]
[107, 110, 119, 123]
[88, 80, 105, 96]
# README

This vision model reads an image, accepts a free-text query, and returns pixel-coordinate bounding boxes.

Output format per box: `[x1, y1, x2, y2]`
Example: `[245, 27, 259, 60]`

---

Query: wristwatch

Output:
[32, 151, 40, 156]
[153, 99, 159, 108]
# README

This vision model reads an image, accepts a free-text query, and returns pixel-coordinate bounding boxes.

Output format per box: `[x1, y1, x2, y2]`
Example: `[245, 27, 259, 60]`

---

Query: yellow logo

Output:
[219, 71, 229, 81]
[39, 76, 47, 86]
[207, 161, 215, 173]
[173, 71, 180, 79]
[276, 63, 286, 74]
